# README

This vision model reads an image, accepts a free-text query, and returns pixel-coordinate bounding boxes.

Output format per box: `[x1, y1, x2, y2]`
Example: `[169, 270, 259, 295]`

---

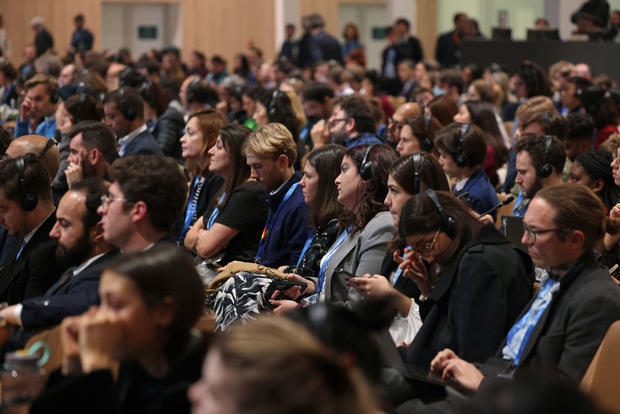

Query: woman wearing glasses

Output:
[396, 190, 532, 369]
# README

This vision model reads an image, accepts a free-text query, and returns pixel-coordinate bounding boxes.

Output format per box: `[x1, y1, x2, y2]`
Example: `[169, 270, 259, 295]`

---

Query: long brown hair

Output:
[306, 144, 345, 230]
[186, 108, 229, 177]
[340, 144, 399, 235]
[216, 123, 253, 208]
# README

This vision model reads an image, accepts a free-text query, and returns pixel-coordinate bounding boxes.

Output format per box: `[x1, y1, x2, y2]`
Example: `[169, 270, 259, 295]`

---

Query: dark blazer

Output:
[314, 30, 343, 64]
[396, 36, 424, 63]
[454, 167, 499, 220]
[405, 225, 533, 368]
[0, 213, 65, 305]
[152, 107, 185, 162]
[435, 30, 460, 68]
[20, 250, 119, 329]
[480, 252, 620, 385]
[121, 129, 163, 157]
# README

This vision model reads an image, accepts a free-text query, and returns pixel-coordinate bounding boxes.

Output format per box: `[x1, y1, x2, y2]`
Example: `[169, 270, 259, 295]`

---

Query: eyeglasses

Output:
[388, 117, 404, 130]
[100, 194, 132, 207]
[328, 117, 348, 127]
[522, 222, 566, 243]
[411, 229, 441, 253]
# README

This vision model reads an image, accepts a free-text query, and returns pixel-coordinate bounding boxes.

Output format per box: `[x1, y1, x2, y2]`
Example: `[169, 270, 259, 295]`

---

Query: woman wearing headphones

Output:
[395, 191, 532, 369]
[348, 152, 449, 344]
[435, 122, 499, 219]
[396, 114, 442, 158]
[271, 144, 398, 310]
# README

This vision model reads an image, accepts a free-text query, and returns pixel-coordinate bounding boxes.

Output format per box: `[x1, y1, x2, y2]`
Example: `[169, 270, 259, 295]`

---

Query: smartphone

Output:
[335, 267, 356, 282]
[270, 279, 307, 292]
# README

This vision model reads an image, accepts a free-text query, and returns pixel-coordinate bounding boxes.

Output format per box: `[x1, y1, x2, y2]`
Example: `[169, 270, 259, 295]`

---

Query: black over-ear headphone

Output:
[425, 189, 457, 239]
[186, 77, 202, 103]
[359, 144, 377, 181]
[539, 135, 553, 178]
[118, 87, 137, 121]
[268, 89, 280, 118]
[412, 152, 421, 195]
[417, 101, 433, 152]
[16, 157, 38, 211]
[455, 123, 469, 168]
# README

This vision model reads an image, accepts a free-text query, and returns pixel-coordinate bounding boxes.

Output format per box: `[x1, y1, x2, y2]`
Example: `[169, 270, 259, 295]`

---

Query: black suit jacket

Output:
[314, 31, 343, 64]
[396, 36, 424, 63]
[435, 31, 460, 68]
[405, 225, 533, 368]
[121, 129, 163, 157]
[479, 252, 620, 385]
[0, 213, 64, 305]
[20, 250, 119, 329]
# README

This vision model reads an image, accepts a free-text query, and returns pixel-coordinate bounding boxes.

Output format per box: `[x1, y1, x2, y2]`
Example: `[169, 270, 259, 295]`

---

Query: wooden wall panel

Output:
[0, 0, 274, 70]
[417, 0, 437, 63]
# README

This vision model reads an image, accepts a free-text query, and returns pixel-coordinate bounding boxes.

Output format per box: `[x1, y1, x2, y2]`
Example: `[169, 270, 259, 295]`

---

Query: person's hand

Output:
[20, 97, 33, 121]
[430, 348, 457, 373]
[78, 307, 123, 373]
[268, 295, 299, 315]
[310, 119, 329, 149]
[438, 357, 484, 392]
[1, 305, 20, 326]
[400, 248, 432, 296]
[349, 274, 394, 300]
[65, 152, 85, 189]
[479, 214, 494, 225]
[60, 315, 83, 375]
[183, 216, 204, 252]
[274, 274, 315, 301]
[611, 203, 620, 219]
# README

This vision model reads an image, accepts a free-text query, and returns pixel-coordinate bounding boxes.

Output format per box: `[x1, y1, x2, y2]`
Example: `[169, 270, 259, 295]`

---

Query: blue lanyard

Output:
[15, 240, 25, 260]
[256, 183, 299, 263]
[179, 176, 202, 241]
[392, 246, 410, 286]
[512, 190, 529, 217]
[317, 227, 350, 294]
[296, 231, 315, 266]
[206, 192, 226, 230]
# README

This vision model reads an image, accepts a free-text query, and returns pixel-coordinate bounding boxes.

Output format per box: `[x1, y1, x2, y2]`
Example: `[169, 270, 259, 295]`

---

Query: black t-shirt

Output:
[202, 181, 268, 264]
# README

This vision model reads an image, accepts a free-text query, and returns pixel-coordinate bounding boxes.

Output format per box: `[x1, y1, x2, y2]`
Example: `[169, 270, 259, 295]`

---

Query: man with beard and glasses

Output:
[512, 134, 565, 217]
[327, 95, 382, 148]
[0, 178, 117, 352]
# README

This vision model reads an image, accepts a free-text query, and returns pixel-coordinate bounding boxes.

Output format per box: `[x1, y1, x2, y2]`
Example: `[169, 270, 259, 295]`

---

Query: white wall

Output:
[101, 2, 181, 59]
[437, 0, 544, 40]
[339, 3, 387, 70]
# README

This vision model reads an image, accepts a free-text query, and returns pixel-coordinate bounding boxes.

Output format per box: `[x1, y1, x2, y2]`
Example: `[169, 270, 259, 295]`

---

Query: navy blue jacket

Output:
[120, 129, 163, 157]
[342, 132, 383, 149]
[258, 172, 311, 268]
[455, 167, 499, 220]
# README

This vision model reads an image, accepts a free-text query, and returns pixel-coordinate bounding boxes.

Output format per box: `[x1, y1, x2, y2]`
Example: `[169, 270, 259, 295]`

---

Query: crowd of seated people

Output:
[0, 5, 619, 413]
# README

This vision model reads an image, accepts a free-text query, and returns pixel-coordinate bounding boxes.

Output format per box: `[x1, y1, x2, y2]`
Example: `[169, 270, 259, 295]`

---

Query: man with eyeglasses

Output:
[0, 179, 117, 354]
[386, 102, 422, 148]
[407, 184, 620, 412]
[97, 155, 186, 252]
[327, 95, 382, 148]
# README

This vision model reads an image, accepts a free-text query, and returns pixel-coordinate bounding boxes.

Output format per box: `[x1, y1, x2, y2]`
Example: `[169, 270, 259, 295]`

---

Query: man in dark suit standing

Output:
[394, 18, 424, 63]
[0, 179, 117, 351]
[30, 16, 54, 57]
[435, 12, 468, 68]
[304, 13, 343, 65]
[0, 155, 63, 305]
[103, 87, 163, 157]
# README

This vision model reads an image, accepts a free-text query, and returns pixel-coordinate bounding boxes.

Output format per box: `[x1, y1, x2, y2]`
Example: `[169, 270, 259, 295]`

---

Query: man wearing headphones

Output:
[512, 134, 565, 216]
[179, 75, 219, 117]
[327, 95, 383, 148]
[0, 155, 64, 305]
[15, 74, 58, 139]
[103, 86, 162, 157]
[435, 123, 499, 219]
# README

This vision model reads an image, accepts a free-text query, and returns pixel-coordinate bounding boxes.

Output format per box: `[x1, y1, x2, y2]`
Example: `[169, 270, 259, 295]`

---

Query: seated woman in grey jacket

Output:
[272, 143, 399, 310]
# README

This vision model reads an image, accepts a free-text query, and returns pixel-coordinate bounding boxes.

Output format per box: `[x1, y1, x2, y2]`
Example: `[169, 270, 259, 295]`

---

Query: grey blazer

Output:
[322, 211, 394, 305]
